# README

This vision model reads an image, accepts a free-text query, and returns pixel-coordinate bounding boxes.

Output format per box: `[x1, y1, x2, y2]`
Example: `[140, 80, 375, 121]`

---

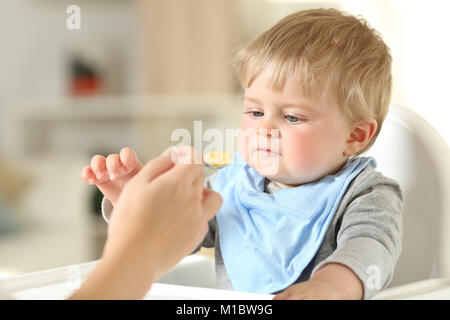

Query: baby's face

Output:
[238, 69, 351, 187]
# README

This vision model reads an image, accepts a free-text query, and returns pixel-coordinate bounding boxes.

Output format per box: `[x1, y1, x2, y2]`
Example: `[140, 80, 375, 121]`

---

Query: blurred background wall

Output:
[0, 0, 448, 277]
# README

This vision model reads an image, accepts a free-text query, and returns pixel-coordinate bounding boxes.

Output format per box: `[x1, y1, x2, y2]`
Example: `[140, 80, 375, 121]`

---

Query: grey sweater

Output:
[102, 165, 403, 300]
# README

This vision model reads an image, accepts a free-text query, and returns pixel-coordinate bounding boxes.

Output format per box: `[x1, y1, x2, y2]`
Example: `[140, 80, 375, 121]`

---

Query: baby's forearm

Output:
[310, 263, 364, 299]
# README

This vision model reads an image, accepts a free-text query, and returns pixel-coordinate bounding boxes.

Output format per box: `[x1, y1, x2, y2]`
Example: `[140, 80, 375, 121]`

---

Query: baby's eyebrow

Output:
[243, 95, 317, 114]
[243, 96, 263, 105]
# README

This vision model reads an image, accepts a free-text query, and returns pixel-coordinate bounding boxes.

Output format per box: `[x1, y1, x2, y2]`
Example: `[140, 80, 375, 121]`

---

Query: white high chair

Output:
[364, 104, 450, 287]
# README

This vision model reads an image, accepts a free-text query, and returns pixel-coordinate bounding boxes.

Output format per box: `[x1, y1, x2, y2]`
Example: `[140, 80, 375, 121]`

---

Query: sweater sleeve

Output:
[311, 171, 404, 299]
[101, 196, 114, 224]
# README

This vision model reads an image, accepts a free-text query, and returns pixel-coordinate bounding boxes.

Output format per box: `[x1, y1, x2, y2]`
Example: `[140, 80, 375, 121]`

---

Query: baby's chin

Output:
[245, 156, 281, 177]
[250, 164, 323, 188]
[242, 150, 312, 186]
[246, 162, 299, 187]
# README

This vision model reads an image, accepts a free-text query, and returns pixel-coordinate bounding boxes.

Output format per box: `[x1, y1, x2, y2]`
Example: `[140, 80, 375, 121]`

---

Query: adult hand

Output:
[70, 146, 222, 299]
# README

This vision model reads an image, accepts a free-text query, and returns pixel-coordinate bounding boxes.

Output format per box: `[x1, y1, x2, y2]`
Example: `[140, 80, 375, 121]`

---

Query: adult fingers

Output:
[160, 146, 175, 158]
[196, 222, 210, 246]
[134, 151, 176, 184]
[170, 146, 204, 184]
[201, 189, 223, 220]
[192, 173, 206, 197]
[141, 145, 203, 187]
[171, 145, 204, 166]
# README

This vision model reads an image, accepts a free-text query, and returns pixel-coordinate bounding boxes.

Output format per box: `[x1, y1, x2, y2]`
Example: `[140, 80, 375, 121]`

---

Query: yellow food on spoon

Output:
[204, 151, 233, 168]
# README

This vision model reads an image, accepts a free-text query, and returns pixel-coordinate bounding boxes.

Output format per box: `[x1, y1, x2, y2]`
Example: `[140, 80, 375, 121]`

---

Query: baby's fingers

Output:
[120, 147, 143, 172]
[90, 155, 108, 181]
[106, 154, 129, 181]
[81, 166, 98, 185]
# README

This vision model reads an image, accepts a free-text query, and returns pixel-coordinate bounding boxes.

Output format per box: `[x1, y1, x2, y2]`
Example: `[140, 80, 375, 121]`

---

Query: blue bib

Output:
[213, 152, 376, 294]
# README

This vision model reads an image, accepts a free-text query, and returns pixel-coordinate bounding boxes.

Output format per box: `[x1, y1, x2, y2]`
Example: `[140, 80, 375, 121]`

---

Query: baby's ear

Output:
[343, 119, 377, 156]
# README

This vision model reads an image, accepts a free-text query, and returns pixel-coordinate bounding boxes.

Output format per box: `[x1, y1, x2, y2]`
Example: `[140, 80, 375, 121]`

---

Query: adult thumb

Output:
[135, 149, 176, 183]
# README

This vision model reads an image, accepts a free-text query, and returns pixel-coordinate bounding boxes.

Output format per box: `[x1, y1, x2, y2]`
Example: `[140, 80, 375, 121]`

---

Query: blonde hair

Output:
[232, 8, 392, 155]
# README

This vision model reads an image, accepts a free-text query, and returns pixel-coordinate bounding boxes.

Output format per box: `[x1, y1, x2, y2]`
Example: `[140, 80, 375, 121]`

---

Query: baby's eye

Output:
[251, 111, 264, 118]
[285, 115, 302, 123]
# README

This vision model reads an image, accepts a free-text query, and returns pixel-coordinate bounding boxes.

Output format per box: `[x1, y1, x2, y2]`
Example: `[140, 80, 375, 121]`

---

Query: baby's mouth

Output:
[253, 148, 281, 156]
[249, 148, 282, 176]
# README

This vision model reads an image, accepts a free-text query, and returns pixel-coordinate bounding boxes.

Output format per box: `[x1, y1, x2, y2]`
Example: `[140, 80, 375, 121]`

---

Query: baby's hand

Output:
[272, 279, 340, 300]
[81, 147, 143, 206]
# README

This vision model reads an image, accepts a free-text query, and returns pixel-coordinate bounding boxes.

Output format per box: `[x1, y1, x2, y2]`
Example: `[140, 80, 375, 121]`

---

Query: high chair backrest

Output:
[363, 105, 450, 287]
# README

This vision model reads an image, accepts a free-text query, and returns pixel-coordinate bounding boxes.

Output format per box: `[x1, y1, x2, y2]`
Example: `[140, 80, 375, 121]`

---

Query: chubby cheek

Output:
[281, 127, 346, 183]
[282, 130, 323, 174]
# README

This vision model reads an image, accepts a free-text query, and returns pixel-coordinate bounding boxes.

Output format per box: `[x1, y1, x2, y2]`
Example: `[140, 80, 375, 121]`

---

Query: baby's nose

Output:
[258, 127, 280, 138]
[258, 116, 280, 134]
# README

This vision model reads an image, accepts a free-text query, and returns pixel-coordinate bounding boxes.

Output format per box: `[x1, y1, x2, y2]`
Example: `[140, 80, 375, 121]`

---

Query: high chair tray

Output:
[373, 278, 450, 300]
[1, 258, 273, 300]
[2, 257, 449, 299]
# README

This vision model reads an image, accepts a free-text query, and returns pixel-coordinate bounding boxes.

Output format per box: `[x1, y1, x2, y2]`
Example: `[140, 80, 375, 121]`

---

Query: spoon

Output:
[203, 151, 233, 169]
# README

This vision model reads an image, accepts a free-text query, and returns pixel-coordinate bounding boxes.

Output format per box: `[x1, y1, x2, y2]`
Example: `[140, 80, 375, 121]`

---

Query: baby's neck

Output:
[271, 180, 300, 189]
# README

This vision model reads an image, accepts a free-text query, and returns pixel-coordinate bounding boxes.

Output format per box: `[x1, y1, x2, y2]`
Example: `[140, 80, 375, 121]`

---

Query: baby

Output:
[82, 8, 403, 300]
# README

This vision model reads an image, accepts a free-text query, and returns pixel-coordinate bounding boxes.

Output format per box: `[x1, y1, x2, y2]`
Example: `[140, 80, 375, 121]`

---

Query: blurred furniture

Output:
[0, 155, 101, 277]
[364, 104, 450, 287]
[0, 157, 31, 234]
[137, 0, 236, 94]
[0, 95, 242, 161]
